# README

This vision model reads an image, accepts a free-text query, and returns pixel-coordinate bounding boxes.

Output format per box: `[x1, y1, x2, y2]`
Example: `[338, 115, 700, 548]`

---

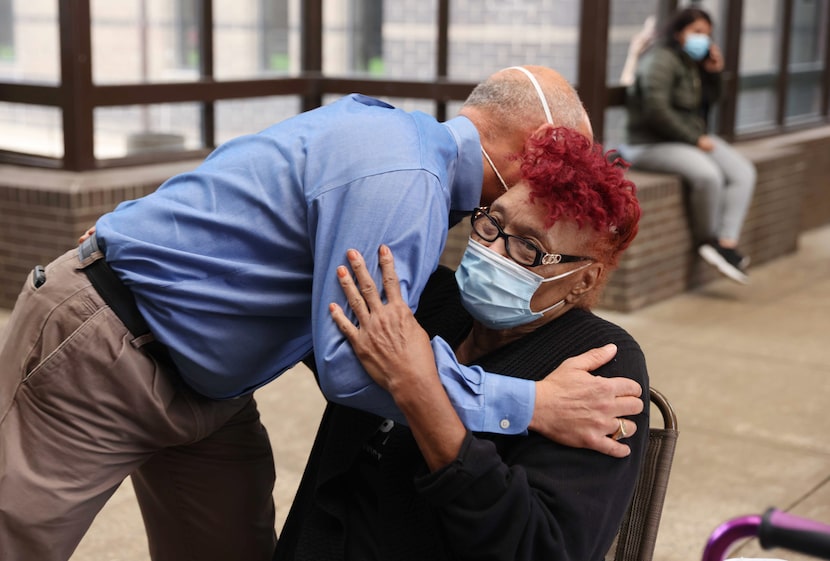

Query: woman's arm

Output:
[419, 337, 648, 561]
[329, 246, 641, 464]
[329, 247, 649, 561]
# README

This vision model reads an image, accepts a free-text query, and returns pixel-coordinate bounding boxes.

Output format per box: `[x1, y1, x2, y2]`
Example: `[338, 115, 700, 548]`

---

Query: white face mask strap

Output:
[481, 146, 509, 193]
[537, 298, 566, 316]
[539, 260, 593, 283]
[507, 66, 553, 125]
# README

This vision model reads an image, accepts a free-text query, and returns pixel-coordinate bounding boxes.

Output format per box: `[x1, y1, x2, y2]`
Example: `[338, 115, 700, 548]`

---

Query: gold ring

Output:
[612, 418, 628, 441]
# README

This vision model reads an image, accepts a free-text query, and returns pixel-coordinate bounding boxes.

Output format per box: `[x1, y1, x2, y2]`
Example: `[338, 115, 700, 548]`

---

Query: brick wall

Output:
[1, 127, 828, 312]
[0, 161, 201, 309]
[598, 140, 808, 311]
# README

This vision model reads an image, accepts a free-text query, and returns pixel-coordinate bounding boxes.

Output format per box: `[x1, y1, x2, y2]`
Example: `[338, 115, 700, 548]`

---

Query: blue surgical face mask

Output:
[455, 239, 591, 330]
[683, 33, 711, 61]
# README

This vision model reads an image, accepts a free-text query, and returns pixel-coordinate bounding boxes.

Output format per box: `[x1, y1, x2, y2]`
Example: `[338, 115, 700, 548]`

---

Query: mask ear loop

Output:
[507, 66, 554, 124]
[481, 146, 509, 193]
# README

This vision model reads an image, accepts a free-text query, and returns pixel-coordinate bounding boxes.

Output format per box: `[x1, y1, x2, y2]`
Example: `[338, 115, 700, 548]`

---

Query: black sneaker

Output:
[698, 242, 749, 284]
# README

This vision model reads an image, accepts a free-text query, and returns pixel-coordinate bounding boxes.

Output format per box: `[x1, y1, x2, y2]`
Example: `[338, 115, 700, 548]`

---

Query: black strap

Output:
[79, 235, 176, 370]
[81, 244, 150, 338]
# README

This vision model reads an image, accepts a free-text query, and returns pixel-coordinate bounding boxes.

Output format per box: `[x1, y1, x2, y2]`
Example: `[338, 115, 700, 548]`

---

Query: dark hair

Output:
[660, 7, 713, 49]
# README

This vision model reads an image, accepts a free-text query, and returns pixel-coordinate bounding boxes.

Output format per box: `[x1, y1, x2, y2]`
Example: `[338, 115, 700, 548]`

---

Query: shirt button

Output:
[499, 419, 510, 430]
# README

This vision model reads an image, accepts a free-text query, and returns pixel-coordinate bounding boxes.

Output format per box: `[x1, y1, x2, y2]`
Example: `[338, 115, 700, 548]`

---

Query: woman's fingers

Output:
[329, 302, 359, 342]
[336, 263, 370, 322]
[378, 245, 403, 304]
[346, 248, 384, 312]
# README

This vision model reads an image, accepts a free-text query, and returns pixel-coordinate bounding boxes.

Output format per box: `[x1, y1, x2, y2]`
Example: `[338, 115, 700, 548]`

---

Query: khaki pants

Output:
[0, 249, 277, 561]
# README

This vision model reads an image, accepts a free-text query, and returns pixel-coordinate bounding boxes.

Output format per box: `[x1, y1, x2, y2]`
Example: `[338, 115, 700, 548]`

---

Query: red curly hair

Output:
[519, 125, 640, 270]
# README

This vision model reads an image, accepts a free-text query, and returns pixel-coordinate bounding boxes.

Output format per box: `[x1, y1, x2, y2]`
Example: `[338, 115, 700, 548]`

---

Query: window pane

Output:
[607, 0, 660, 87]
[603, 106, 628, 151]
[215, 97, 301, 145]
[94, 103, 201, 159]
[0, 0, 59, 83]
[0, 102, 63, 157]
[214, 0, 296, 79]
[91, 0, 201, 84]
[261, 0, 291, 73]
[448, 0, 579, 83]
[736, 0, 782, 133]
[785, 0, 827, 124]
[605, 0, 661, 148]
[0, 0, 13, 62]
[323, 0, 395, 77]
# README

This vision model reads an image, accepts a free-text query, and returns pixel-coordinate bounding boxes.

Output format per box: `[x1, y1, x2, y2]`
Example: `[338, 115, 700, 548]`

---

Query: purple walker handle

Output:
[702, 514, 762, 561]
[702, 509, 830, 561]
[759, 508, 830, 560]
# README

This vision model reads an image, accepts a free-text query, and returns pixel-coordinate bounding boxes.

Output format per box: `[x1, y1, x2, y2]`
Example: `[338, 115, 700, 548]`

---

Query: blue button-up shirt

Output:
[95, 94, 534, 434]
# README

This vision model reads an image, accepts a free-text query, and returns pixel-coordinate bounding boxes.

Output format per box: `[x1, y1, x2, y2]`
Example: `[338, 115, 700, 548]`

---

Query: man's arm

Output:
[309, 171, 542, 435]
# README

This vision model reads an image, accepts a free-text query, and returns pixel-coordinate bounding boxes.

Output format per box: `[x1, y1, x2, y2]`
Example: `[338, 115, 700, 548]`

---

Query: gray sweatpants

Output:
[619, 136, 756, 243]
[0, 248, 277, 561]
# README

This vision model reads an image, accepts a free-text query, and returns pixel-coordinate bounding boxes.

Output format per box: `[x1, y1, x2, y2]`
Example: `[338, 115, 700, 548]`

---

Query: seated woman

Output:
[274, 125, 647, 561]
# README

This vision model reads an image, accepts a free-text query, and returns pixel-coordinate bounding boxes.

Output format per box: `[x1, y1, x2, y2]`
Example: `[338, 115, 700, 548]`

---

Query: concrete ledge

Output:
[598, 141, 806, 311]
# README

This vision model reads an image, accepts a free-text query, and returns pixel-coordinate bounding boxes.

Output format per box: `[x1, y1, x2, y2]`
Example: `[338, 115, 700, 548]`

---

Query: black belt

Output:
[79, 234, 174, 368]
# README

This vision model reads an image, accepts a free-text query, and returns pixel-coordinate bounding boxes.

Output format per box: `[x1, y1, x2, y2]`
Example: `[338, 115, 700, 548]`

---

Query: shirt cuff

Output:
[482, 369, 534, 435]
[431, 336, 535, 435]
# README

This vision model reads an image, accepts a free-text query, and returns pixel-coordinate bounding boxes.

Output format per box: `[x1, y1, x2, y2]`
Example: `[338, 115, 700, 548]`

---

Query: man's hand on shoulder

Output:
[528, 344, 644, 458]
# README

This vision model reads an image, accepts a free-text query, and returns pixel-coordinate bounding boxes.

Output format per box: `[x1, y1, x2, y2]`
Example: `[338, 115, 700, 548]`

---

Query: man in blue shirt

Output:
[0, 66, 643, 561]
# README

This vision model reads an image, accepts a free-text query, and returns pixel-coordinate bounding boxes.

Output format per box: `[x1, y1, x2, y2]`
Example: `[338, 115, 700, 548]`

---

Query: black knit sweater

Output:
[275, 266, 649, 561]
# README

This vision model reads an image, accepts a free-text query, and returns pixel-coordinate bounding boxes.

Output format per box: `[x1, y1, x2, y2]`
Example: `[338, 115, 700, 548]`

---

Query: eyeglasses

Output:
[470, 207, 594, 268]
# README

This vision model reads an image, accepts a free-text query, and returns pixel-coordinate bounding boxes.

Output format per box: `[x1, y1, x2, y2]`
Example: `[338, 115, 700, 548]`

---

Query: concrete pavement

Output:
[1, 224, 828, 561]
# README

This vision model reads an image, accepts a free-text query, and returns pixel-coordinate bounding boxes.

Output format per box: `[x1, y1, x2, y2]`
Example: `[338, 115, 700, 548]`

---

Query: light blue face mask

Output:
[683, 33, 711, 61]
[455, 239, 591, 330]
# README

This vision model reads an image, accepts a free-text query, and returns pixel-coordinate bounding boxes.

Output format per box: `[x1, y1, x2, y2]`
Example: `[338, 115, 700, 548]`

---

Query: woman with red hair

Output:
[276, 125, 646, 561]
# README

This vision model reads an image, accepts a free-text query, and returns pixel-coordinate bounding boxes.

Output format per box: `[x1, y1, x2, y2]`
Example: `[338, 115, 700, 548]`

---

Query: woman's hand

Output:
[702, 42, 724, 73]
[330, 246, 467, 470]
[697, 135, 715, 152]
[329, 245, 437, 395]
[78, 225, 96, 244]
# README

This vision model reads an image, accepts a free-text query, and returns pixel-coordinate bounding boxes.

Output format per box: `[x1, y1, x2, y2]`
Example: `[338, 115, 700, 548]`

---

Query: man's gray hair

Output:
[463, 69, 586, 132]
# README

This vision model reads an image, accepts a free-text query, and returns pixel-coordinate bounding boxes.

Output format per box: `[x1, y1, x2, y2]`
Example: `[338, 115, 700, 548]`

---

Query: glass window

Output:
[785, 0, 827, 124]
[261, 0, 290, 72]
[91, 0, 200, 84]
[448, 0, 579, 83]
[605, 0, 661, 148]
[323, 93, 434, 115]
[215, 96, 301, 145]
[607, 0, 660, 88]
[94, 103, 201, 160]
[214, 0, 296, 79]
[324, 0, 391, 77]
[0, 102, 63, 157]
[0, 0, 13, 61]
[735, 0, 782, 133]
[176, 0, 201, 71]
[0, 2, 59, 83]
